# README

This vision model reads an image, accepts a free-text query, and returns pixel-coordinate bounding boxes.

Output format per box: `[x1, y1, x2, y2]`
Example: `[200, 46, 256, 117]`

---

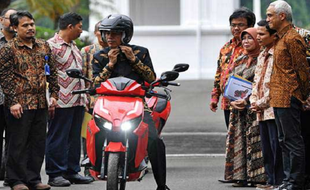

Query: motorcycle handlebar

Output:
[161, 81, 180, 87]
[72, 89, 88, 94]
[72, 89, 96, 95]
[166, 82, 180, 86]
[147, 91, 168, 99]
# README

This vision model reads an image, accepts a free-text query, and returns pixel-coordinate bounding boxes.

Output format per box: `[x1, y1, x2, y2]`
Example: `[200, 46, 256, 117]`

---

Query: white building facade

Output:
[89, 0, 261, 80]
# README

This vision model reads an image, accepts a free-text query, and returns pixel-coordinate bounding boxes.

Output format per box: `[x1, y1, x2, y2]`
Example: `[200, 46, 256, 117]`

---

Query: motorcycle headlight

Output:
[104, 122, 112, 130]
[94, 114, 112, 130]
[121, 122, 132, 131]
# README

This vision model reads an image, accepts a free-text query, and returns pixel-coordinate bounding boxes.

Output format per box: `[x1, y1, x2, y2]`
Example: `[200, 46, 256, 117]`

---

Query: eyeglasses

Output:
[230, 23, 247, 28]
[1, 17, 10, 20]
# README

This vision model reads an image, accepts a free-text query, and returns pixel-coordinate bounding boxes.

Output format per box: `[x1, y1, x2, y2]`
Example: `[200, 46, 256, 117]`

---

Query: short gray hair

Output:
[270, 0, 293, 22]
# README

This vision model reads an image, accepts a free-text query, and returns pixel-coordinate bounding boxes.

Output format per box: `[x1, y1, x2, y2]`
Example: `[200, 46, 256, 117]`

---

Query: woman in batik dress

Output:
[224, 28, 267, 187]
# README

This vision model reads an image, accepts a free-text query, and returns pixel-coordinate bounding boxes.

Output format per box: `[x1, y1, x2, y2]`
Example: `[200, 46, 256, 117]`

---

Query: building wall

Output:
[89, 0, 241, 80]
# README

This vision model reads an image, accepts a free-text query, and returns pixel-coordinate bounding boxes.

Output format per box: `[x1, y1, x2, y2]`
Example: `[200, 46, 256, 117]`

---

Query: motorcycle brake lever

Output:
[164, 87, 172, 92]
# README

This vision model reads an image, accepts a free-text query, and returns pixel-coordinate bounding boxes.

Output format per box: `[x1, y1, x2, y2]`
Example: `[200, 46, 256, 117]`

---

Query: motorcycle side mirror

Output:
[160, 71, 179, 81]
[66, 69, 83, 79]
[172, 63, 189, 72]
[66, 69, 93, 83]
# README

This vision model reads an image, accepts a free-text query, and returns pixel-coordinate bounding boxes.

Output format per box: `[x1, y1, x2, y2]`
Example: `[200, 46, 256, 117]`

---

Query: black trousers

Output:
[144, 111, 166, 189]
[259, 119, 283, 185]
[274, 96, 305, 188]
[301, 110, 310, 177]
[0, 105, 6, 173]
[224, 110, 230, 129]
[4, 108, 48, 187]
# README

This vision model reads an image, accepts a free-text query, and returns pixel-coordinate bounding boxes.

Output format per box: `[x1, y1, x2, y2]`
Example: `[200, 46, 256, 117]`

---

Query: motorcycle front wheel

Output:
[107, 152, 126, 190]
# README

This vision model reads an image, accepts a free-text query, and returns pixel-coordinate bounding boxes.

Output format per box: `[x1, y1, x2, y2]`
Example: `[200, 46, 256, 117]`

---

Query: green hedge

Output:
[35, 26, 90, 50]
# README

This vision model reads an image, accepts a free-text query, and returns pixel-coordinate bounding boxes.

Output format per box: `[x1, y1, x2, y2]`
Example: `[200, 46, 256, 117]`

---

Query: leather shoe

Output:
[63, 173, 93, 184]
[29, 183, 51, 190]
[218, 179, 236, 183]
[156, 185, 170, 190]
[12, 184, 29, 190]
[48, 176, 71, 187]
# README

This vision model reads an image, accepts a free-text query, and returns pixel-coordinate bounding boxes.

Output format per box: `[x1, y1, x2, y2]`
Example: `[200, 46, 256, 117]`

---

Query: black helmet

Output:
[99, 14, 134, 44]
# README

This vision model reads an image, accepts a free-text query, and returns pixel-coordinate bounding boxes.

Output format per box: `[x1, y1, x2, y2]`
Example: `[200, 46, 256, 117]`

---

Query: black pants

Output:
[301, 110, 310, 177]
[5, 108, 48, 187]
[274, 96, 305, 188]
[94, 111, 166, 188]
[0, 105, 6, 173]
[224, 110, 230, 129]
[144, 111, 166, 189]
[259, 119, 283, 185]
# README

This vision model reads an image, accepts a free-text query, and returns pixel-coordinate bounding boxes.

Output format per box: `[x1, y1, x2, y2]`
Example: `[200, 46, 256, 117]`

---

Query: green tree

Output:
[260, 0, 310, 29]
[10, 0, 80, 29]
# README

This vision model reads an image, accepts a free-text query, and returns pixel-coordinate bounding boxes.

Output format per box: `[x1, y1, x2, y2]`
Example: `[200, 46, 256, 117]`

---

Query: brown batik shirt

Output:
[211, 38, 244, 110]
[270, 24, 310, 108]
[0, 37, 59, 110]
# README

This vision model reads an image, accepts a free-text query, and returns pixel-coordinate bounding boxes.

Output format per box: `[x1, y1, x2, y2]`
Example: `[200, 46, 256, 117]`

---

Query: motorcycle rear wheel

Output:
[107, 153, 126, 190]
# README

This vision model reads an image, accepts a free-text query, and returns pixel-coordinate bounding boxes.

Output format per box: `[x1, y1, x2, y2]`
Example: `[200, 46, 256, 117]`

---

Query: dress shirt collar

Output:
[53, 32, 76, 46]
[276, 24, 293, 39]
[15, 36, 41, 48]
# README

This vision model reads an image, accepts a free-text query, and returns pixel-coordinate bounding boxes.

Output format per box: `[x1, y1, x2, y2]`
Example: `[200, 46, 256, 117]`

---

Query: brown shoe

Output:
[30, 183, 51, 190]
[12, 184, 29, 190]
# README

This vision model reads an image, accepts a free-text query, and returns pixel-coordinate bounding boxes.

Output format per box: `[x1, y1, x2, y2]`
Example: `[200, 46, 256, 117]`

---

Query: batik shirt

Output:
[48, 33, 86, 108]
[211, 38, 244, 110]
[270, 24, 310, 107]
[81, 43, 104, 109]
[92, 45, 156, 111]
[295, 26, 310, 57]
[250, 48, 275, 121]
[0, 31, 6, 105]
[92, 45, 156, 84]
[0, 37, 59, 110]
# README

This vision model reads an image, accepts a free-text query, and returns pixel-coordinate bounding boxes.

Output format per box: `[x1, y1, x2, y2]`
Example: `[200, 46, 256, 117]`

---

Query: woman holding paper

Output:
[224, 28, 267, 187]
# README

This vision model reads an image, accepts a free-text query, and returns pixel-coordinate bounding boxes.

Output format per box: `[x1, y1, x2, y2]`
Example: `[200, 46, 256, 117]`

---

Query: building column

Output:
[253, 0, 262, 23]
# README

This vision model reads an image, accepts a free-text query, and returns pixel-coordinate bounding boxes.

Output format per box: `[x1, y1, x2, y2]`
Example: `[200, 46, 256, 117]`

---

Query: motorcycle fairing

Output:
[105, 142, 126, 152]
[94, 96, 144, 129]
[147, 96, 171, 134]
[133, 121, 149, 168]
[86, 119, 100, 165]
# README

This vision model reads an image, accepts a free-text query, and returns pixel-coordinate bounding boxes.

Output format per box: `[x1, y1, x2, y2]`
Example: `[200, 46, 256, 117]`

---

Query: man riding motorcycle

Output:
[92, 14, 170, 190]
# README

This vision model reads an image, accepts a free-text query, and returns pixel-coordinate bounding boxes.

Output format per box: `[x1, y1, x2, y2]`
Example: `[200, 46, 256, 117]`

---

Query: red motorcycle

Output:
[66, 63, 189, 190]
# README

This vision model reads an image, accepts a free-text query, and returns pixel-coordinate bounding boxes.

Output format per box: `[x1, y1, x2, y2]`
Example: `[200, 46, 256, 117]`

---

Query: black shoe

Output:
[218, 179, 236, 183]
[48, 176, 71, 187]
[156, 185, 170, 190]
[63, 173, 93, 184]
